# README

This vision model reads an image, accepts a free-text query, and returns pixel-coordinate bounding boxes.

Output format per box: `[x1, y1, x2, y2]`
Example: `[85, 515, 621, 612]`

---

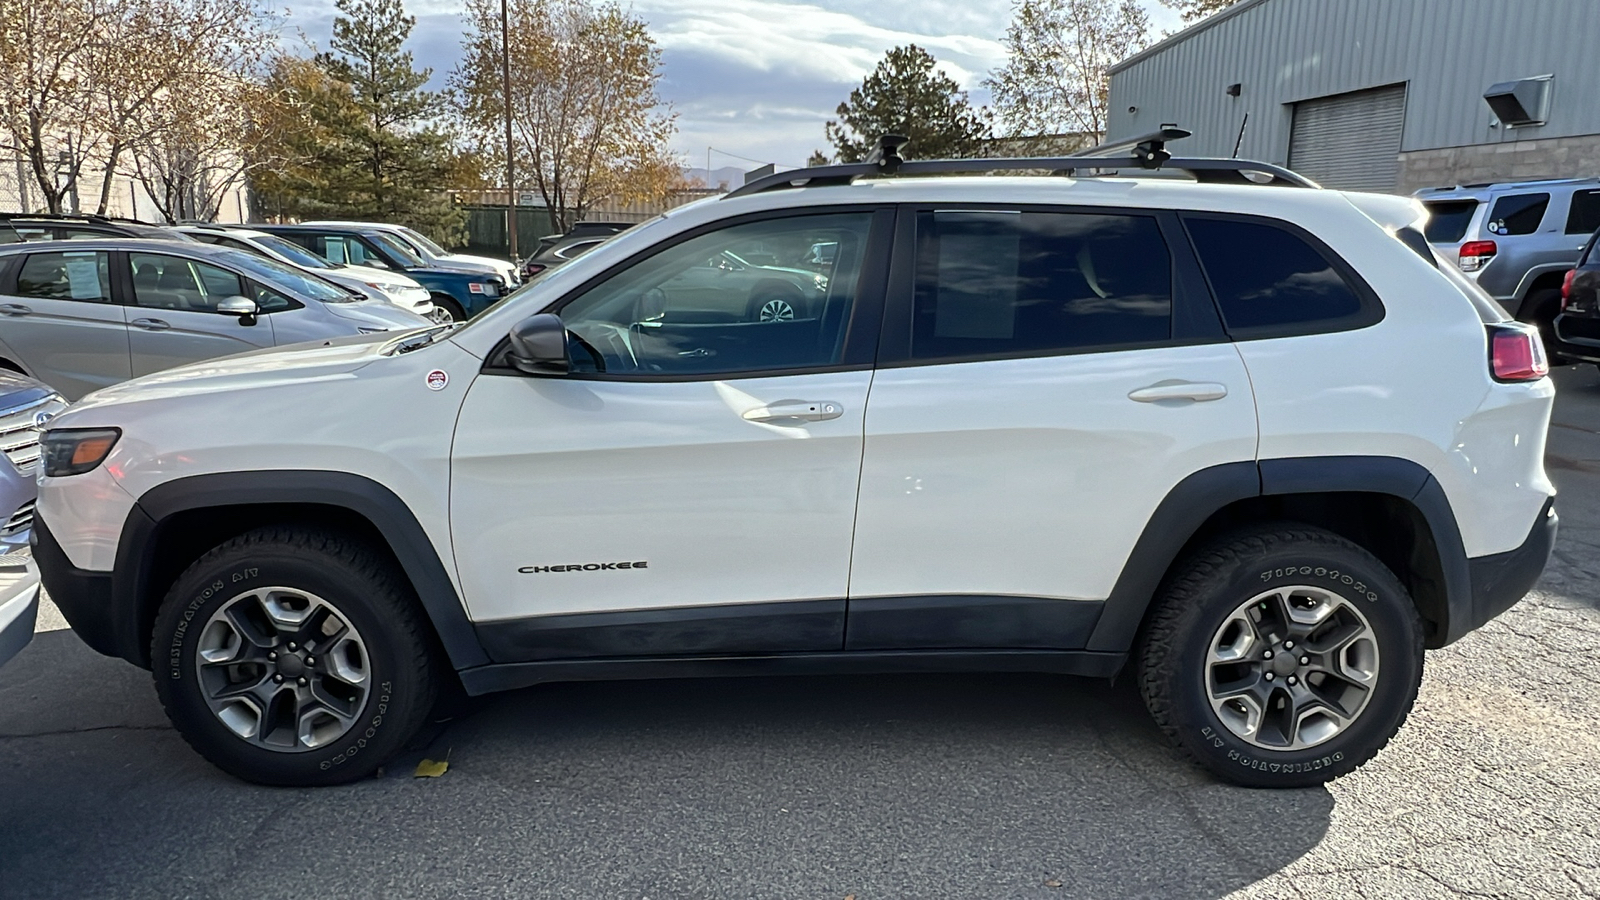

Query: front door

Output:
[848, 206, 1258, 650]
[0, 247, 130, 399]
[126, 251, 276, 376]
[451, 209, 890, 662]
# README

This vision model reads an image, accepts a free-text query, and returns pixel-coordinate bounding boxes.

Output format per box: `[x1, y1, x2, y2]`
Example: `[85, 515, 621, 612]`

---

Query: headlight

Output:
[41, 428, 121, 477]
[365, 281, 409, 294]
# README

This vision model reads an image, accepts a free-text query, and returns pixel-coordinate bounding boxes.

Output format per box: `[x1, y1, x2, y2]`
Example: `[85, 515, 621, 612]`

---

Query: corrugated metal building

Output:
[1105, 0, 1600, 194]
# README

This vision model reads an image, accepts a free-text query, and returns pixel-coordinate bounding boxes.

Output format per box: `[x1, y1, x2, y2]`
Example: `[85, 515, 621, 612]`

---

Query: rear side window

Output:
[1185, 217, 1367, 333]
[16, 250, 112, 302]
[909, 210, 1171, 361]
[1487, 193, 1549, 236]
[1422, 200, 1479, 242]
[1566, 189, 1600, 236]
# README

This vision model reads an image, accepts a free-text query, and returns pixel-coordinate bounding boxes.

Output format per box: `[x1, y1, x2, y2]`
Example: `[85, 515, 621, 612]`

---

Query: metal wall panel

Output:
[1288, 84, 1407, 191]
[1107, 0, 1600, 167]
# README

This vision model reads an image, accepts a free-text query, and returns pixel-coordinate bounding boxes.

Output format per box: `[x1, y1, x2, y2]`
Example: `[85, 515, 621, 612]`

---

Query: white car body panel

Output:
[0, 562, 40, 668]
[451, 370, 872, 621]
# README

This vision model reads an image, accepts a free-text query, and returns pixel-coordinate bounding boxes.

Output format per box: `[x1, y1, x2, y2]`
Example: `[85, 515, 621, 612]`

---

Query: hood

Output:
[344, 265, 424, 290]
[0, 370, 54, 408]
[67, 331, 405, 414]
[324, 298, 432, 329]
[446, 253, 514, 273]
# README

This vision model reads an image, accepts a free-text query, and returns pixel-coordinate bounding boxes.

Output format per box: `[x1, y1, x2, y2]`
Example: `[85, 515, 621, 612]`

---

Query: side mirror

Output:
[506, 313, 570, 376]
[217, 295, 259, 327]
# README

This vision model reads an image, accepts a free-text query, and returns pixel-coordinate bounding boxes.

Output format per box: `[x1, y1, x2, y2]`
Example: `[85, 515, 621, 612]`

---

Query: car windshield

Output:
[368, 232, 425, 267]
[399, 227, 448, 258]
[223, 250, 358, 302]
[253, 234, 335, 269]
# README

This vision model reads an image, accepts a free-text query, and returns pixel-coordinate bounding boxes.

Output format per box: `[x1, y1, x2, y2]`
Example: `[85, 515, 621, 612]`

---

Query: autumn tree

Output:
[824, 45, 990, 163]
[452, 0, 679, 232]
[986, 0, 1151, 142]
[1160, 0, 1239, 23]
[0, 0, 107, 213]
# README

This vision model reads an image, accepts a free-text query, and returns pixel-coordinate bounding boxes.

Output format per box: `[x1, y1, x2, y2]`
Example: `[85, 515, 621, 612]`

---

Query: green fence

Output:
[460, 205, 563, 259]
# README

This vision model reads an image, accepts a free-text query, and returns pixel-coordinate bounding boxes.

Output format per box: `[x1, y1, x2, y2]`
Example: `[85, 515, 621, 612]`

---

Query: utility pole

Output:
[501, 0, 518, 262]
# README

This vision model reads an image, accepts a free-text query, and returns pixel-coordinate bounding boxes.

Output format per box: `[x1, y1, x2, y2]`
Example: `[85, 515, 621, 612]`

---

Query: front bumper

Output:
[0, 557, 40, 668]
[31, 513, 121, 660]
[1463, 497, 1557, 634]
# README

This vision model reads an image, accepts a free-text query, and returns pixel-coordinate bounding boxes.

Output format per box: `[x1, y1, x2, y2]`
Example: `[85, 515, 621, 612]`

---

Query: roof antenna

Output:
[866, 134, 909, 174]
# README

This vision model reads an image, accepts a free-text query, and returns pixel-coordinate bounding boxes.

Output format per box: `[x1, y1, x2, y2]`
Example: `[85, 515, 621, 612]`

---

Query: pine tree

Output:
[824, 46, 991, 163]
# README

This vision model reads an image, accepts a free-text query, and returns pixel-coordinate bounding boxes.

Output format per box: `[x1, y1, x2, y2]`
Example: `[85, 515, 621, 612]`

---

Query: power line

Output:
[706, 146, 800, 170]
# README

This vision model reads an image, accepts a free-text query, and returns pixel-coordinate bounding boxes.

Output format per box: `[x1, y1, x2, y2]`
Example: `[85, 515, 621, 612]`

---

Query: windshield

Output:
[225, 250, 358, 302]
[368, 232, 425, 267]
[1422, 200, 1480, 243]
[254, 234, 334, 269]
[399, 227, 448, 257]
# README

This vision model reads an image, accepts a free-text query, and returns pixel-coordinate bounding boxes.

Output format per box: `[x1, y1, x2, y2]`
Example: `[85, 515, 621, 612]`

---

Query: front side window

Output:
[1186, 217, 1366, 333]
[16, 250, 112, 302]
[1487, 193, 1550, 236]
[909, 210, 1172, 361]
[130, 253, 244, 311]
[226, 252, 351, 305]
[557, 212, 873, 376]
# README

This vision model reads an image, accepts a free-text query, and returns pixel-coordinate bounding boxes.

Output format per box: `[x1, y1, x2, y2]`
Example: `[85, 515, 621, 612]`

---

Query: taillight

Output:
[1488, 323, 1549, 382]
[1561, 268, 1577, 310]
[1459, 240, 1498, 272]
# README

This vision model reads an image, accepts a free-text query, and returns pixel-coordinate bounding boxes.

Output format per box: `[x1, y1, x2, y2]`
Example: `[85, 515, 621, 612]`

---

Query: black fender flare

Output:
[1084, 456, 1472, 652]
[117, 471, 489, 669]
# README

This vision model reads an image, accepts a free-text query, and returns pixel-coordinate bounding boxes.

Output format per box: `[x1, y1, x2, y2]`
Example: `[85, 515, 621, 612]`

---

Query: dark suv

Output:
[1553, 228, 1600, 364]
[0, 213, 193, 243]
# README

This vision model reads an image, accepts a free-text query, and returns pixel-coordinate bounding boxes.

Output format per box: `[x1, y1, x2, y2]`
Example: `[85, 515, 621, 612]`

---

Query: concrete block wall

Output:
[1398, 134, 1600, 193]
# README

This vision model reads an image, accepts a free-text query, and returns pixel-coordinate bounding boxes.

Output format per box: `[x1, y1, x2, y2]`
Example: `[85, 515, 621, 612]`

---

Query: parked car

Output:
[1417, 177, 1600, 354]
[35, 139, 1554, 789]
[0, 373, 62, 668]
[1552, 227, 1600, 365]
[520, 222, 632, 280]
[0, 239, 429, 399]
[252, 224, 507, 321]
[176, 225, 447, 323]
[300, 220, 521, 287]
[0, 212, 195, 244]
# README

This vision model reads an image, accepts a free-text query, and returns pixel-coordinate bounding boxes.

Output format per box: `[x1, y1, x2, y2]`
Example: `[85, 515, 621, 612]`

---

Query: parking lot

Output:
[0, 368, 1596, 900]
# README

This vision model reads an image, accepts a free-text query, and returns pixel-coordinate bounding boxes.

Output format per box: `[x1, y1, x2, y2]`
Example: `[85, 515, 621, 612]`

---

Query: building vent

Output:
[1484, 76, 1551, 127]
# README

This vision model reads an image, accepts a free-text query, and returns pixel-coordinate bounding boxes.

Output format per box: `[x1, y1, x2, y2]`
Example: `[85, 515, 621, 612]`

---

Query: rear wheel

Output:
[1138, 526, 1424, 787]
[151, 528, 438, 786]
[747, 286, 806, 322]
[1518, 288, 1567, 364]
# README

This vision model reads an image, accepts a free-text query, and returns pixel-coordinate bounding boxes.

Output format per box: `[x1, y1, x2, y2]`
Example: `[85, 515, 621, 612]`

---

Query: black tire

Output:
[1138, 525, 1424, 788]
[435, 295, 468, 322]
[1518, 288, 1568, 365]
[150, 528, 438, 786]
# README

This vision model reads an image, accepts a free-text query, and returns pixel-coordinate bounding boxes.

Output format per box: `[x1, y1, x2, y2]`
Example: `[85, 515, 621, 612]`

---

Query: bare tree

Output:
[452, 0, 679, 231]
[985, 0, 1151, 142]
[1161, 0, 1239, 23]
[0, 0, 106, 213]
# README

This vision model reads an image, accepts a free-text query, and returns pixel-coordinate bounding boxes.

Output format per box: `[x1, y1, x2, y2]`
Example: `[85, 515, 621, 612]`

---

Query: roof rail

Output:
[725, 128, 1318, 199]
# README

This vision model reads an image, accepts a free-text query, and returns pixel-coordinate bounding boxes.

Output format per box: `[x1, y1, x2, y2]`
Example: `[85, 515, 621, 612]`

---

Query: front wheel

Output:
[151, 528, 439, 786]
[434, 296, 468, 322]
[1138, 526, 1424, 787]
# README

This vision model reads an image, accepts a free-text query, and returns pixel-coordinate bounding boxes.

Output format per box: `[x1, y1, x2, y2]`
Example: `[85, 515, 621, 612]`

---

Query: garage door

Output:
[1289, 84, 1407, 192]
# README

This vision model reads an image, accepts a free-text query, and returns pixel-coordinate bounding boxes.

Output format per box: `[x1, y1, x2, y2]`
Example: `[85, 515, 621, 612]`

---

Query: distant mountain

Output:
[683, 166, 754, 191]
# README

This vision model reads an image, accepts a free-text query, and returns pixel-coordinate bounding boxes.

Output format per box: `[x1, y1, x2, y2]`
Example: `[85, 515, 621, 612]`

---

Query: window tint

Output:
[367, 233, 424, 267]
[1566, 189, 1600, 236]
[1487, 193, 1549, 236]
[1422, 200, 1479, 243]
[909, 210, 1170, 361]
[558, 212, 873, 376]
[16, 250, 112, 301]
[130, 253, 245, 311]
[1186, 217, 1364, 332]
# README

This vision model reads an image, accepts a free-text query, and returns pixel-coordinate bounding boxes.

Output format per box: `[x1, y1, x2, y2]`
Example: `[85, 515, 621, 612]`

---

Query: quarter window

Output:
[1486, 193, 1549, 236]
[1566, 189, 1600, 236]
[16, 250, 112, 302]
[909, 210, 1171, 361]
[130, 253, 245, 312]
[557, 213, 874, 376]
[1185, 217, 1365, 333]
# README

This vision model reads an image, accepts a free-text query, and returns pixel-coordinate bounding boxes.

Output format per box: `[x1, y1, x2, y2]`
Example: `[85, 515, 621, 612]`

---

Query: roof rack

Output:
[0, 211, 162, 226]
[725, 127, 1318, 199]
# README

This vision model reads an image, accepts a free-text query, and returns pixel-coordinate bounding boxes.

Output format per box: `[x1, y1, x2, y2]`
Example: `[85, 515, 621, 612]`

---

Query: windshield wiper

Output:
[390, 324, 455, 354]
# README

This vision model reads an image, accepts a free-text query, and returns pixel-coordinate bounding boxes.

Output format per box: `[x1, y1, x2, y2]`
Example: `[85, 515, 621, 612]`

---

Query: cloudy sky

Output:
[287, 0, 1184, 173]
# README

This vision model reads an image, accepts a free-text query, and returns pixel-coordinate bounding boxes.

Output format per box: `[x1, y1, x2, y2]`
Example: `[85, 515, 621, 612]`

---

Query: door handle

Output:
[130, 317, 171, 331]
[0, 303, 31, 316]
[1128, 381, 1229, 403]
[742, 400, 844, 423]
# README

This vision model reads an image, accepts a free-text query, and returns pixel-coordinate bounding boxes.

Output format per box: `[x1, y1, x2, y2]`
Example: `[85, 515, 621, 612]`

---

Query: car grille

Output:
[0, 394, 67, 475]
[2, 499, 33, 536]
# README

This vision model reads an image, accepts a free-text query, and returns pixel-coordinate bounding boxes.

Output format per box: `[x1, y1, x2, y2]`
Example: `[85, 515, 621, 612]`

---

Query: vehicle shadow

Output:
[0, 628, 1333, 900]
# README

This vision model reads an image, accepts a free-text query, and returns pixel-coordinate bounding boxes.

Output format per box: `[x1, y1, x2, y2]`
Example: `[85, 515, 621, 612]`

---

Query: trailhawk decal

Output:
[520, 561, 648, 573]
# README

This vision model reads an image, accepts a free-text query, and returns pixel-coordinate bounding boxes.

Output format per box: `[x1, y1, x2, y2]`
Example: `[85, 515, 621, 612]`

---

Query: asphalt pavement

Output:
[4, 370, 1600, 899]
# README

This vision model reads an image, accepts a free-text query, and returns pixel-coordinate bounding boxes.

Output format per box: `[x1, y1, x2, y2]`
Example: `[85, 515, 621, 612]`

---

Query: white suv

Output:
[33, 137, 1557, 788]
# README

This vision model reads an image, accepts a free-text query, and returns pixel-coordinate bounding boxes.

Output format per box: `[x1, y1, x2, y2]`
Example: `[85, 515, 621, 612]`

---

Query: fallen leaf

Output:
[1045, 880, 1063, 888]
[414, 758, 449, 778]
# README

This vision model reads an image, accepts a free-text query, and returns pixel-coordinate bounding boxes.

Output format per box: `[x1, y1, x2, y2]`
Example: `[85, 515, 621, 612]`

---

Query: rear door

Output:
[0, 248, 130, 398]
[125, 251, 275, 376]
[848, 206, 1258, 651]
